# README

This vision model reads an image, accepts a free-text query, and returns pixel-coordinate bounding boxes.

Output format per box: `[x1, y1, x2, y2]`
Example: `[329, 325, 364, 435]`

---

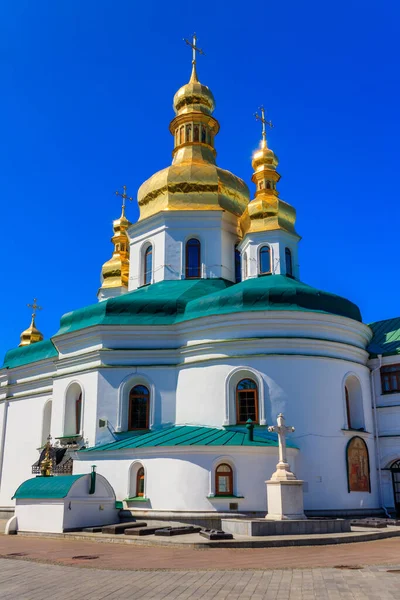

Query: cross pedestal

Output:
[265, 413, 306, 520]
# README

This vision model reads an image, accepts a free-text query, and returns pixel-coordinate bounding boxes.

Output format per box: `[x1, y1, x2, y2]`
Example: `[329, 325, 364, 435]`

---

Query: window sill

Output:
[258, 273, 272, 278]
[207, 495, 244, 499]
[124, 497, 150, 502]
[341, 429, 371, 436]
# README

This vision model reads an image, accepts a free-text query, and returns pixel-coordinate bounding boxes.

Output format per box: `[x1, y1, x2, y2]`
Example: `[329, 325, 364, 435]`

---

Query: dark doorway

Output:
[391, 460, 400, 516]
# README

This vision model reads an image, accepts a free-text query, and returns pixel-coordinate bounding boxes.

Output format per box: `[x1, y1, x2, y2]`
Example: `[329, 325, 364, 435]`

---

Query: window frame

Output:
[136, 467, 145, 497]
[259, 245, 271, 276]
[185, 238, 201, 279]
[285, 247, 293, 278]
[235, 378, 259, 424]
[75, 393, 82, 435]
[381, 365, 400, 394]
[215, 463, 233, 496]
[345, 386, 352, 429]
[143, 245, 153, 286]
[234, 244, 241, 283]
[128, 385, 150, 431]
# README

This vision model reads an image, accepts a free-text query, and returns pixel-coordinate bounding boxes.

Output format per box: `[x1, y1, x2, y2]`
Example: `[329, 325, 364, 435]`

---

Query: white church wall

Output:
[0, 393, 50, 507]
[128, 211, 240, 291]
[175, 354, 379, 511]
[16, 500, 64, 533]
[73, 447, 294, 512]
[239, 230, 300, 279]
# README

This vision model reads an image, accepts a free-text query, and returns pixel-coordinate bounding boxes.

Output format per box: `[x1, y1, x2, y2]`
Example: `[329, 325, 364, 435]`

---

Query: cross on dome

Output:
[183, 33, 205, 66]
[27, 298, 42, 320]
[254, 106, 274, 146]
[115, 185, 133, 215]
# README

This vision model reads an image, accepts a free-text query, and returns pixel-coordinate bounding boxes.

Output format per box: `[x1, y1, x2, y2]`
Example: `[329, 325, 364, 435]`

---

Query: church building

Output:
[1, 40, 399, 520]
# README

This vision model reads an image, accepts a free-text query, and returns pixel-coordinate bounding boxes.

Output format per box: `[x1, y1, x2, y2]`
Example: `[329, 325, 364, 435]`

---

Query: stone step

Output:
[124, 527, 160, 536]
[102, 522, 147, 535]
[155, 526, 201, 537]
[200, 529, 233, 540]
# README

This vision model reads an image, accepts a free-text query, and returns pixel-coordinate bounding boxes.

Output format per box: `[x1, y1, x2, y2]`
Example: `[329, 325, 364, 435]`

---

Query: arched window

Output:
[179, 127, 184, 144]
[259, 245, 271, 275]
[194, 125, 199, 142]
[285, 247, 293, 277]
[75, 393, 82, 434]
[215, 463, 233, 496]
[129, 385, 150, 430]
[41, 401, 52, 447]
[185, 124, 191, 142]
[143, 245, 152, 285]
[136, 467, 145, 497]
[234, 244, 241, 283]
[201, 126, 206, 143]
[243, 251, 248, 279]
[347, 437, 371, 492]
[236, 379, 258, 424]
[185, 238, 201, 279]
[64, 383, 83, 436]
[266, 181, 271, 189]
[344, 377, 365, 431]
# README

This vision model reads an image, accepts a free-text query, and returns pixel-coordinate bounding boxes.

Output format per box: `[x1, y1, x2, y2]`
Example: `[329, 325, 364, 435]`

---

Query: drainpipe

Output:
[371, 354, 391, 517]
[246, 419, 254, 442]
[89, 465, 96, 495]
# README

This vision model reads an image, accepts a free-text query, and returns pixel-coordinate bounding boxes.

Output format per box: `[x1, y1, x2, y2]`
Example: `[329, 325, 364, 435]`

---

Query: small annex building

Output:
[11, 472, 117, 533]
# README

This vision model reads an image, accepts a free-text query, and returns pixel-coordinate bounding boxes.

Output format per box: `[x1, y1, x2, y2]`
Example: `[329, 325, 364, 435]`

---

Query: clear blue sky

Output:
[1, 1, 399, 359]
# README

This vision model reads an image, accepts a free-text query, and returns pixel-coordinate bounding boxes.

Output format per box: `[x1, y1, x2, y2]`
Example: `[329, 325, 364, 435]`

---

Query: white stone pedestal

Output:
[266, 479, 306, 521]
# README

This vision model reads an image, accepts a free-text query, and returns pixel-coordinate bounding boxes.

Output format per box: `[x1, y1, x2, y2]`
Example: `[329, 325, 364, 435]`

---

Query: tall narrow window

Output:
[201, 126, 206, 142]
[75, 393, 82, 434]
[185, 238, 201, 279]
[129, 385, 150, 430]
[185, 124, 191, 142]
[345, 386, 352, 429]
[259, 246, 271, 275]
[234, 244, 241, 283]
[236, 379, 258, 424]
[179, 127, 184, 144]
[194, 125, 199, 142]
[144, 245, 152, 285]
[215, 464, 233, 496]
[285, 248, 293, 277]
[136, 467, 145, 497]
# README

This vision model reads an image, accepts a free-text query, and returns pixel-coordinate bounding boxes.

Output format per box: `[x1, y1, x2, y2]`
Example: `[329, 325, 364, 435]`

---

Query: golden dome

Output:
[100, 205, 131, 290]
[240, 130, 298, 237]
[19, 316, 43, 347]
[137, 62, 250, 221]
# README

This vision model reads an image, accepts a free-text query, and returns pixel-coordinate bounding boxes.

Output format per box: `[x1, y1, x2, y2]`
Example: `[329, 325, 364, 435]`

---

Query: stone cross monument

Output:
[266, 413, 306, 520]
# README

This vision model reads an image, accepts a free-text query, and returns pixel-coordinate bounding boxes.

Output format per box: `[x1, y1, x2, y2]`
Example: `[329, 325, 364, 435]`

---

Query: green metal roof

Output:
[80, 425, 297, 452]
[12, 474, 85, 499]
[3, 339, 58, 370]
[56, 275, 361, 338]
[368, 317, 400, 358]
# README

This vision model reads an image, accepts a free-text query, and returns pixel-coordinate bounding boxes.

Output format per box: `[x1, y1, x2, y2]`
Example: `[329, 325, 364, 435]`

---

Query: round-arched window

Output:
[215, 463, 233, 496]
[144, 246, 153, 286]
[236, 379, 258, 424]
[259, 246, 271, 275]
[185, 238, 201, 279]
[129, 385, 150, 430]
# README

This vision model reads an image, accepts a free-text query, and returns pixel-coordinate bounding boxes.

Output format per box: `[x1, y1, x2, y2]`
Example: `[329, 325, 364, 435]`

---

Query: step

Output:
[124, 527, 160, 536]
[155, 526, 201, 537]
[102, 521, 147, 535]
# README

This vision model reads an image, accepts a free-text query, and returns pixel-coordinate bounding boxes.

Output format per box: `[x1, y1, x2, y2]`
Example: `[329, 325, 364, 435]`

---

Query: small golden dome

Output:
[19, 316, 44, 347]
[100, 206, 131, 290]
[137, 64, 249, 221]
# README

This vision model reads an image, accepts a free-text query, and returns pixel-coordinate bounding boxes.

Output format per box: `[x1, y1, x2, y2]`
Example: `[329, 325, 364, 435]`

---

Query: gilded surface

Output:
[136, 59, 249, 221]
[100, 206, 131, 290]
[19, 299, 44, 346]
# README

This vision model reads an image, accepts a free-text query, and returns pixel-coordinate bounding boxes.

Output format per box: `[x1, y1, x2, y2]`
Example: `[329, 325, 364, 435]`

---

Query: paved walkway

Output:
[1, 558, 400, 599]
[1, 534, 400, 570]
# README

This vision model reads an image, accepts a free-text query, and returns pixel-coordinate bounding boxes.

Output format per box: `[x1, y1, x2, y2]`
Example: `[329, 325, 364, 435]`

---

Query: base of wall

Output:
[305, 508, 385, 518]
[0, 508, 14, 519]
[119, 509, 249, 530]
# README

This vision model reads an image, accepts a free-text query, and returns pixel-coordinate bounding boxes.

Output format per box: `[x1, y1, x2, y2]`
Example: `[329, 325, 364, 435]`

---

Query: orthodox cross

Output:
[115, 185, 133, 212]
[254, 106, 274, 144]
[27, 298, 42, 320]
[268, 413, 295, 468]
[183, 33, 205, 66]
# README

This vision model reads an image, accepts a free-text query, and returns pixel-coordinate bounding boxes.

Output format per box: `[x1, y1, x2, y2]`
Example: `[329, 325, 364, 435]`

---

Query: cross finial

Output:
[115, 185, 133, 216]
[183, 33, 205, 67]
[27, 298, 42, 320]
[268, 413, 296, 480]
[254, 106, 274, 145]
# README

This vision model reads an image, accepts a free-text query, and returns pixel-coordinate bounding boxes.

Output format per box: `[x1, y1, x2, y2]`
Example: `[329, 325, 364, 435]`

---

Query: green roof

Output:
[80, 425, 297, 452]
[56, 275, 361, 337]
[368, 317, 400, 358]
[12, 474, 85, 499]
[3, 339, 58, 370]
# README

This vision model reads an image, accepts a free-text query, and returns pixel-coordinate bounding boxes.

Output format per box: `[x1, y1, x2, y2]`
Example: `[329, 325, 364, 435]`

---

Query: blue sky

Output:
[1, 0, 399, 359]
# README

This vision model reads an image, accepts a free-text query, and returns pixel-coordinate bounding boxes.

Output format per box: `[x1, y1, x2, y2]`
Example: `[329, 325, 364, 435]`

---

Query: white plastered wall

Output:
[239, 230, 300, 279]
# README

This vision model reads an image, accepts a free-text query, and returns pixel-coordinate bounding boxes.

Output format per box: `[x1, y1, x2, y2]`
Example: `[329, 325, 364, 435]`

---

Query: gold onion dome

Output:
[100, 205, 131, 290]
[19, 316, 43, 347]
[137, 59, 250, 221]
[240, 121, 298, 237]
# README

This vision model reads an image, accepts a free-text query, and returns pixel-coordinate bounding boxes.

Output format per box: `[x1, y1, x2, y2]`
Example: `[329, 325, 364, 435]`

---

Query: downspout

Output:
[371, 354, 391, 517]
[89, 465, 96, 495]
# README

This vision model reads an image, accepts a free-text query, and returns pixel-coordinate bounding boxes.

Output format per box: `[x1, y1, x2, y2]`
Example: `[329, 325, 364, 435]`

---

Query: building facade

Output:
[0, 55, 398, 519]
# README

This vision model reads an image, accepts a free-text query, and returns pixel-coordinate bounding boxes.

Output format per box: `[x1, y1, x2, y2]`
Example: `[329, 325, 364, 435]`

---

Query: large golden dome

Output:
[137, 63, 250, 220]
